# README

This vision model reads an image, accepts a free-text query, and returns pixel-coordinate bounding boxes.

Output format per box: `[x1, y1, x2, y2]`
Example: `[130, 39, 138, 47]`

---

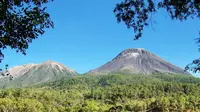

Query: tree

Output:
[114, 0, 200, 72]
[0, 0, 53, 77]
[0, 0, 54, 62]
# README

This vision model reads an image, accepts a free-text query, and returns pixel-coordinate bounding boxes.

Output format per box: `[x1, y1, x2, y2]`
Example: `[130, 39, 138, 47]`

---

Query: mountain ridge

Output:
[0, 48, 192, 88]
[0, 60, 78, 88]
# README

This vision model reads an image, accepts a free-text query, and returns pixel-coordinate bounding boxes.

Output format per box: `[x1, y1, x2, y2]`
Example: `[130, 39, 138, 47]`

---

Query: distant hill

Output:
[88, 48, 190, 75]
[0, 61, 78, 88]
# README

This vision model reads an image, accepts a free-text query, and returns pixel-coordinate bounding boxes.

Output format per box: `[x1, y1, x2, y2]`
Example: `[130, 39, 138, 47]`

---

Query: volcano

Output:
[88, 48, 190, 75]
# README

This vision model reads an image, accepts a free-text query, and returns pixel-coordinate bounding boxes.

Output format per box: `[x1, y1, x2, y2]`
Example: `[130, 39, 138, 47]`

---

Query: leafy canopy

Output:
[0, 0, 53, 63]
[114, 0, 200, 72]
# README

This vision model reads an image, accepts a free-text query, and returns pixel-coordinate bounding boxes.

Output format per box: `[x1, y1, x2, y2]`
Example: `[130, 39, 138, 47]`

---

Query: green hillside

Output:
[0, 73, 200, 112]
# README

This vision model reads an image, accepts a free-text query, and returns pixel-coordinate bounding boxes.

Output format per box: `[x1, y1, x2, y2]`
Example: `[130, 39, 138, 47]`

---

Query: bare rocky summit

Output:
[88, 48, 190, 75]
[0, 61, 78, 88]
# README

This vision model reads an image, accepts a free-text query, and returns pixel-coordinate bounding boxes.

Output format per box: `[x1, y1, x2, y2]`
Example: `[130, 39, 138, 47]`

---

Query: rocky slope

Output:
[88, 48, 190, 75]
[0, 61, 78, 88]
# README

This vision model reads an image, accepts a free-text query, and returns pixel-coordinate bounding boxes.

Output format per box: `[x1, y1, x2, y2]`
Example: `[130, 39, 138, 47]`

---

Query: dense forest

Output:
[0, 73, 200, 112]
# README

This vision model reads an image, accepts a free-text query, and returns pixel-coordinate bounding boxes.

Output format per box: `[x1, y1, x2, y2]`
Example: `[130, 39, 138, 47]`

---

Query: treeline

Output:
[0, 74, 200, 112]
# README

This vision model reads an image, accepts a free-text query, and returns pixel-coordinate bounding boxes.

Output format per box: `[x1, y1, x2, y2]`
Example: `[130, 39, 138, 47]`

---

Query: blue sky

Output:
[1, 0, 200, 76]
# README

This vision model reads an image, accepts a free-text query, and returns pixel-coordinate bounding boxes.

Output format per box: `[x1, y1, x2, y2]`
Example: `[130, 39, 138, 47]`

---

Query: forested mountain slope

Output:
[0, 73, 197, 112]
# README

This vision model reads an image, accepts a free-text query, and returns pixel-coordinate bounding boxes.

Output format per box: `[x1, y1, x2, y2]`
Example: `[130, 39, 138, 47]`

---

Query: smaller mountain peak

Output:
[42, 60, 59, 64]
[44, 60, 54, 63]
[41, 60, 76, 73]
[22, 63, 38, 67]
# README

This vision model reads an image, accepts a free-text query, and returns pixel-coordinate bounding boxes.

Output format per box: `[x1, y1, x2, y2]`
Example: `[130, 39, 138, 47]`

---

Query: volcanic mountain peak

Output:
[125, 48, 145, 52]
[118, 48, 149, 56]
[123, 52, 140, 58]
[113, 48, 151, 61]
[119, 48, 145, 58]
[88, 48, 191, 75]
[123, 48, 146, 52]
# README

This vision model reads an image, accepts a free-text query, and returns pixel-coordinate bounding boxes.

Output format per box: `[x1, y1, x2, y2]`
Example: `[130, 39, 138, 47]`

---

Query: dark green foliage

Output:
[0, 0, 53, 62]
[114, 0, 156, 40]
[186, 55, 200, 73]
[114, 0, 200, 40]
[0, 0, 53, 78]
[1, 73, 200, 111]
[114, 0, 200, 73]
